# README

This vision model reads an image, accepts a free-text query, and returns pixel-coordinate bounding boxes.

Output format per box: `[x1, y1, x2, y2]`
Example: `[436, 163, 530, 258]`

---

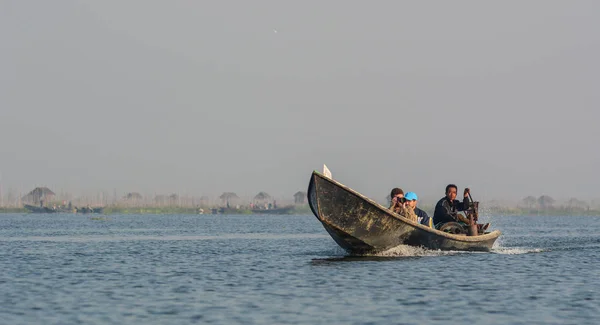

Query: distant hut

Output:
[254, 192, 271, 201]
[253, 192, 271, 209]
[254, 191, 271, 202]
[219, 192, 239, 208]
[22, 187, 55, 205]
[294, 191, 306, 204]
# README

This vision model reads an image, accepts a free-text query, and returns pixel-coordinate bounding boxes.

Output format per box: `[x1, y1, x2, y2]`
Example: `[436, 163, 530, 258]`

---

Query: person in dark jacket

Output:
[404, 192, 432, 227]
[433, 184, 470, 227]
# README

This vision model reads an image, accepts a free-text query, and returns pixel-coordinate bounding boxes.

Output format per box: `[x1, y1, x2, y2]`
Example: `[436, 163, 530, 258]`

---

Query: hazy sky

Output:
[1, 1, 599, 203]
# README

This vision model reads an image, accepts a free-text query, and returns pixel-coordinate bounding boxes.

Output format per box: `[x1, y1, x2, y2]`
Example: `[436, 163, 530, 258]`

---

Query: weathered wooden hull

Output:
[308, 172, 501, 254]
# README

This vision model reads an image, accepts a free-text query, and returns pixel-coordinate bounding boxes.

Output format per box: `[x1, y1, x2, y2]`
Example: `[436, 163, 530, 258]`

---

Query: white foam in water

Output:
[491, 247, 545, 255]
[491, 236, 545, 254]
[362, 243, 545, 257]
[369, 245, 461, 257]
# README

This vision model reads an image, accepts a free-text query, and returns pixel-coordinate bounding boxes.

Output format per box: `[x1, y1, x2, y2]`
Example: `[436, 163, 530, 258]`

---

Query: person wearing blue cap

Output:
[389, 188, 418, 223]
[404, 192, 433, 228]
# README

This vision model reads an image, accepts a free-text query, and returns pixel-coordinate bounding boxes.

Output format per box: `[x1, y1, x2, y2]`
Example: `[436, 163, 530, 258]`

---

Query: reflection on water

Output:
[0, 214, 598, 325]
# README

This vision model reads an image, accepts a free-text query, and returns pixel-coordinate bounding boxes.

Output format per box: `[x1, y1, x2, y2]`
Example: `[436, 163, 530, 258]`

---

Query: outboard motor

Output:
[467, 201, 479, 236]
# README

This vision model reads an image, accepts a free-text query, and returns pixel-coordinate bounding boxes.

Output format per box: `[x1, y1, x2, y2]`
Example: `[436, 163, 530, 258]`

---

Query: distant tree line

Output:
[484, 195, 596, 216]
[519, 195, 589, 211]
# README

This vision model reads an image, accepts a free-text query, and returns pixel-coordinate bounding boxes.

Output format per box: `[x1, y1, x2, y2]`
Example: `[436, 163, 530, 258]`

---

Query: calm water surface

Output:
[0, 213, 598, 325]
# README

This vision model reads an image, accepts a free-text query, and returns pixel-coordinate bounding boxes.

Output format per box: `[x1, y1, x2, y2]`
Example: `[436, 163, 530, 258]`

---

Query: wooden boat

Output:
[23, 204, 103, 214]
[307, 171, 501, 254]
[251, 206, 295, 214]
[23, 204, 58, 213]
[75, 206, 104, 214]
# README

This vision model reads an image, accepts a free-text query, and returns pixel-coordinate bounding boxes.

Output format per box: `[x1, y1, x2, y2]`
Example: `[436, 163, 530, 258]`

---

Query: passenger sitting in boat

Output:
[404, 192, 432, 228]
[389, 188, 417, 222]
[388, 188, 404, 210]
[433, 184, 470, 227]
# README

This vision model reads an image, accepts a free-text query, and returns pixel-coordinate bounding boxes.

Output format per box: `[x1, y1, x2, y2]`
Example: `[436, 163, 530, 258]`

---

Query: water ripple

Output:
[0, 214, 598, 325]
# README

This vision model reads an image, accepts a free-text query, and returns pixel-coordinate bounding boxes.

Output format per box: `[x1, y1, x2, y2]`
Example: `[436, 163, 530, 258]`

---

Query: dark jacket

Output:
[414, 207, 431, 227]
[433, 196, 470, 226]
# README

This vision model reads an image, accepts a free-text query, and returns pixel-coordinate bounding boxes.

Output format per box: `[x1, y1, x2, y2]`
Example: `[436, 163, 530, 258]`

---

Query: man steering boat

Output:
[433, 184, 489, 234]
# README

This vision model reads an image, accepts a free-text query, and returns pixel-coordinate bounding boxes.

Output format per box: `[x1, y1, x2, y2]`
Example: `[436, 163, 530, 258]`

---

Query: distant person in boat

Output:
[404, 192, 432, 228]
[433, 184, 471, 227]
[389, 188, 417, 222]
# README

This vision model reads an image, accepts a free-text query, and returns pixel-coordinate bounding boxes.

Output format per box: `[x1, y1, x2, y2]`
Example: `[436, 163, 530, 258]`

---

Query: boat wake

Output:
[371, 245, 545, 257]
[370, 245, 463, 257]
[491, 247, 545, 255]
[312, 245, 545, 263]
[490, 237, 546, 254]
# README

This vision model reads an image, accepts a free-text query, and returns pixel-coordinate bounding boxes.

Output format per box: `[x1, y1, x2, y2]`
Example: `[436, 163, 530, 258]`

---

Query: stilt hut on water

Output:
[294, 191, 306, 204]
[22, 187, 55, 206]
[253, 192, 271, 208]
[219, 192, 239, 208]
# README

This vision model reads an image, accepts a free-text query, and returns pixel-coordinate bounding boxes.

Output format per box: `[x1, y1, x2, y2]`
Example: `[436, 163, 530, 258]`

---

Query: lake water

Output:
[0, 213, 598, 325]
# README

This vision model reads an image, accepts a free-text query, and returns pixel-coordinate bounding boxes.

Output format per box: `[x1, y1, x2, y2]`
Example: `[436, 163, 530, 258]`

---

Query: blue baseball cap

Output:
[404, 192, 418, 201]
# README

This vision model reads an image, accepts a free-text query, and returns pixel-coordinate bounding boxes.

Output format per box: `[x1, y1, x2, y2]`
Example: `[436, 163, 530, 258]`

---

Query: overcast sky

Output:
[1, 0, 599, 203]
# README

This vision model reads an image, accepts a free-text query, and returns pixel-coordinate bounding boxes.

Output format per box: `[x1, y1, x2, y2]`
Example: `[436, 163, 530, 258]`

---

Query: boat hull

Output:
[23, 204, 58, 213]
[76, 207, 104, 214]
[23, 204, 103, 214]
[308, 172, 500, 254]
[251, 206, 294, 214]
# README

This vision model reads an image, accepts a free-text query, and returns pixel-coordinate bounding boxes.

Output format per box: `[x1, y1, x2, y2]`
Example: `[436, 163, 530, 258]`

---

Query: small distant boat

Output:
[23, 204, 104, 214]
[75, 206, 104, 214]
[251, 206, 295, 215]
[23, 204, 58, 213]
[307, 170, 501, 254]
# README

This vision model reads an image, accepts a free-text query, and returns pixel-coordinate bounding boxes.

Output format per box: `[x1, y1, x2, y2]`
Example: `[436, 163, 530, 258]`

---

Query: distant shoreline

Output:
[1, 205, 599, 216]
[0, 205, 313, 215]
